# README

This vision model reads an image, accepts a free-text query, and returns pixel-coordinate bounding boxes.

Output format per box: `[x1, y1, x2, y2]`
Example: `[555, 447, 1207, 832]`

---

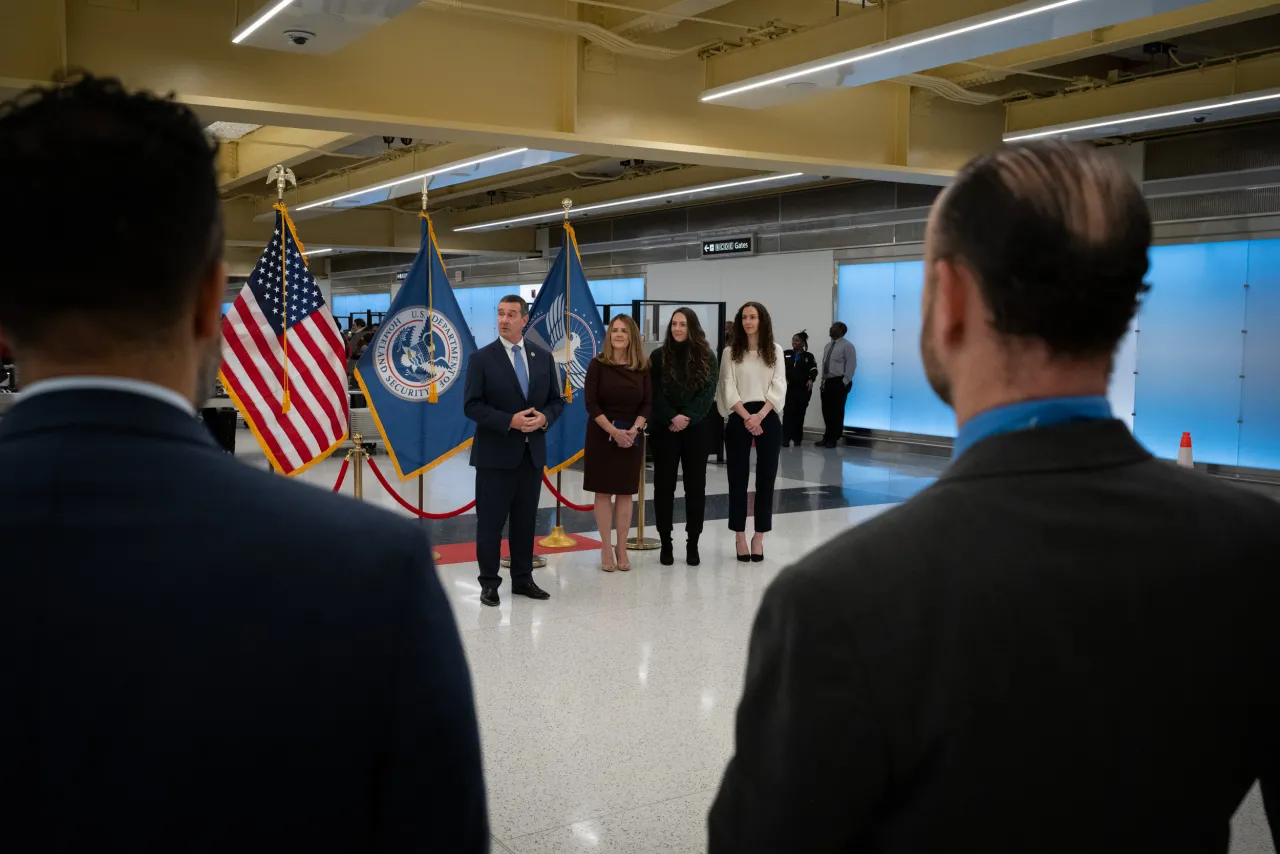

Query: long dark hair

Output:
[660, 307, 713, 393]
[729, 301, 777, 367]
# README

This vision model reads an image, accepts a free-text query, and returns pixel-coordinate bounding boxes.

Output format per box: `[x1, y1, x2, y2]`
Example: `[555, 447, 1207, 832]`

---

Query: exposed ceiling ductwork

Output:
[612, 0, 736, 36]
[417, 0, 700, 60]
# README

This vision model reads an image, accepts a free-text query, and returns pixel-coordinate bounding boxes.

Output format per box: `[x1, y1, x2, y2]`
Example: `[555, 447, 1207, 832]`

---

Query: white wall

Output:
[646, 251, 835, 429]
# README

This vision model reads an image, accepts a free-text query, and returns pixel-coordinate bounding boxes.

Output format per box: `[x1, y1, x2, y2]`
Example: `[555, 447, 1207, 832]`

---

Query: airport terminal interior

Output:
[5, 0, 1280, 851]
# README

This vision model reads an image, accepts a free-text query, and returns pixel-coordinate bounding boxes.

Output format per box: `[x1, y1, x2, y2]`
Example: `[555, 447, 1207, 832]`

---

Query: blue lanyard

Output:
[953, 396, 1113, 459]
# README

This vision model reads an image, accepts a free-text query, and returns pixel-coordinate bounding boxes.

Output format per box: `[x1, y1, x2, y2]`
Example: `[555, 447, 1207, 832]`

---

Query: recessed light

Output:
[454, 173, 806, 232]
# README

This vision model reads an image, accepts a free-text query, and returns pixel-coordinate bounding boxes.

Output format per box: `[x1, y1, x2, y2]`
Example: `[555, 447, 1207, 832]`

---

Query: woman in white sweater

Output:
[717, 301, 787, 562]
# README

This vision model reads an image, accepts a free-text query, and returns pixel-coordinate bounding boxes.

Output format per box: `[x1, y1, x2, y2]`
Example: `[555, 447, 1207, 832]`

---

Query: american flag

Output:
[219, 209, 348, 475]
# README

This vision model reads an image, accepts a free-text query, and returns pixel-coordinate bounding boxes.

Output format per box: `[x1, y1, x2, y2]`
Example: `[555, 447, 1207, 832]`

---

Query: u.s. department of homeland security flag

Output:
[525, 222, 606, 474]
[354, 215, 477, 480]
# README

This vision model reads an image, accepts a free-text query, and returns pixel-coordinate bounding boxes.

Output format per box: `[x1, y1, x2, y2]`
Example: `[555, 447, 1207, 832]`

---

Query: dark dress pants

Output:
[724, 402, 782, 533]
[651, 420, 709, 537]
[820, 378, 850, 444]
[475, 445, 542, 590]
[782, 386, 810, 445]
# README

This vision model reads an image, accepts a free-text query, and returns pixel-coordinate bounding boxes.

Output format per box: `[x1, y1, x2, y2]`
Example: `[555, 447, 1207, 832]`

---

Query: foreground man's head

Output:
[921, 140, 1151, 423]
[0, 74, 226, 404]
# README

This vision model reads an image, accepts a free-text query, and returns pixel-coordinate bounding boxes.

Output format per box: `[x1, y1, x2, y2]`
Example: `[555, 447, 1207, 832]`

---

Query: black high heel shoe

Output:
[751, 535, 764, 563]
[736, 537, 751, 562]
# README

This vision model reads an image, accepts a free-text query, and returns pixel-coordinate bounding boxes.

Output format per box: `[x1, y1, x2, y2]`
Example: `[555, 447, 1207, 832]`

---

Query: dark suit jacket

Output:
[464, 338, 565, 470]
[711, 420, 1280, 854]
[0, 389, 488, 853]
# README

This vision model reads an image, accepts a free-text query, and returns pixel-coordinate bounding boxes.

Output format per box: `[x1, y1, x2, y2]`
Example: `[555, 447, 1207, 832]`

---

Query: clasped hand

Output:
[510, 408, 546, 433]
[669, 414, 691, 433]
[743, 412, 764, 437]
[612, 425, 639, 448]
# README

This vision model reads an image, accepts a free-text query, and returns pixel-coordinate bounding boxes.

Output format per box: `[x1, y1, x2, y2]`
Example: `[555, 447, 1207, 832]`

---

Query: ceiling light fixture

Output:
[1004, 90, 1280, 141]
[295, 148, 531, 212]
[232, 0, 296, 45]
[700, 0, 1088, 102]
[454, 172, 806, 232]
[305, 248, 334, 256]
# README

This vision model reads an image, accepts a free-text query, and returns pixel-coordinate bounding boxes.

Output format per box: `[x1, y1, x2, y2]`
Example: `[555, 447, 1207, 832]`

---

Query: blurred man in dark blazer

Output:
[710, 141, 1280, 853]
[464, 295, 564, 607]
[0, 75, 487, 853]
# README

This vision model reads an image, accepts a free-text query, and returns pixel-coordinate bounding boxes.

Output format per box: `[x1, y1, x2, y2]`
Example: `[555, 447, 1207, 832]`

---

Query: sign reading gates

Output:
[373, 306, 463, 402]
[701, 236, 755, 258]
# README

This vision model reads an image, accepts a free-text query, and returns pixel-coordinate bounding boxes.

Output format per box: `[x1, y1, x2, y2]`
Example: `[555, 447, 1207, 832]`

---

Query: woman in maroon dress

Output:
[584, 314, 652, 571]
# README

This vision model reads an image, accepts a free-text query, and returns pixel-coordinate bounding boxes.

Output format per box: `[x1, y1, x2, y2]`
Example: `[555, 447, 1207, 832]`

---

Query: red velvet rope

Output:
[332, 456, 350, 493]
[365, 457, 477, 519]
[541, 472, 594, 512]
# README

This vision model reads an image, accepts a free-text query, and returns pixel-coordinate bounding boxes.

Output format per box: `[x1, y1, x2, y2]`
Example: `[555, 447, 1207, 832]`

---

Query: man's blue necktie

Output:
[512, 344, 529, 398]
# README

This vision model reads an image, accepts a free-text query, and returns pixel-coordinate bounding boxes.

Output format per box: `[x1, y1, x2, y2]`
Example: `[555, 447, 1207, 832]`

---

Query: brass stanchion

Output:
[627, 431, 659, 551]
[539, 471, 577, 548]
[352, 433, 365, 500]
[419, 475, 442, 562]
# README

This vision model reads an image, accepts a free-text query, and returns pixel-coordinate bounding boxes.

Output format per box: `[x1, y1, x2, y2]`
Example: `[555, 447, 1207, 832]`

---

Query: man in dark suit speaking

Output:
[0, 75, 487, 852]
[710, 141, 1280, 852]
[464, 295, 565, 607]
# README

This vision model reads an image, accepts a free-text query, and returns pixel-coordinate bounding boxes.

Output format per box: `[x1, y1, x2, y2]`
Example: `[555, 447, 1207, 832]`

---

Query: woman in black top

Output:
[649, 308, 718, 567]
[782, 330, 819, 447]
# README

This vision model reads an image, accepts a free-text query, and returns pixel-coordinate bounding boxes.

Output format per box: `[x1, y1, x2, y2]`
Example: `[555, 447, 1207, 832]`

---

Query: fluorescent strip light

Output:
[305, 248, 333, 256]
[232, 0, 295, 45]
[1004, 91, 1280, 142]
[455, 172, 805, 232]
[701, 0, 1087, 102]
[295, 148, 530, 212]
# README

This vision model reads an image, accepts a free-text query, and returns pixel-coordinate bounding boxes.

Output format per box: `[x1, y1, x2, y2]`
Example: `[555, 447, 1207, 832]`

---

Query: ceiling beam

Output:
[1005, 50, 1280, 135]
[217, 127, 366, 191]
[930, 0, 1280, 85]
[7, 0, 958, 186]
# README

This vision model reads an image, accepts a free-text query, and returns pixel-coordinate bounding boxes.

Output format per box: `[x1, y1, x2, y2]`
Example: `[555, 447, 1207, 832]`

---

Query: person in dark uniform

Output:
[584, 314, 651, 572]
[650, 308, 718, 567]
[781, 331, 818, 448]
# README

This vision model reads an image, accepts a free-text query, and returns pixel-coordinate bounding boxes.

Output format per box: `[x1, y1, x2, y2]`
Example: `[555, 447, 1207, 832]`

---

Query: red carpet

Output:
[433, 534, 603, 566]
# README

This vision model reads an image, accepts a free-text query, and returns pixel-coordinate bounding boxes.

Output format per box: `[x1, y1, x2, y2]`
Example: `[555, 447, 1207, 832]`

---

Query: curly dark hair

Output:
[728, 301, 776, 367]
[932, 139, 1150, 357]
[0, 72, 222, 351]
[659, 307, 714, 393]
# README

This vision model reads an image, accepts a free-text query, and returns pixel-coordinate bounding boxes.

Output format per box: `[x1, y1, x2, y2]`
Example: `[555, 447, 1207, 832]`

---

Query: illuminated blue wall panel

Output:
[1133, 243, 1246, 464]
[1240, 240, 1280, 470]
[890, 262, 957, 438]
[331, 293, 391, 325]
[837, 263, 894, 430]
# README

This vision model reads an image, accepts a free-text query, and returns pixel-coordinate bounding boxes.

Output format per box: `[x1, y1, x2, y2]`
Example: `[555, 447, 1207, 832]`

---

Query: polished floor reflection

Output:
[236, 432, 1275, 854]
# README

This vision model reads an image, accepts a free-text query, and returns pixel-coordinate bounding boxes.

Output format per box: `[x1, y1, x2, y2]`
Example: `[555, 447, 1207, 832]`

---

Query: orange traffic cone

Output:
[1177, 432, 1194, 469]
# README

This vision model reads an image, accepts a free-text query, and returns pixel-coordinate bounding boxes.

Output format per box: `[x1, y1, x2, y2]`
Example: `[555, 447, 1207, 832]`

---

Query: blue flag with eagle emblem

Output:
[354, 215, 477, 480]
[525, 222, 606, 474]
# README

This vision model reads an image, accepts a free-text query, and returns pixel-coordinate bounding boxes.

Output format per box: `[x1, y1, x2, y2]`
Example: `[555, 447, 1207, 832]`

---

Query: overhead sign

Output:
[702, 236, 755, 258]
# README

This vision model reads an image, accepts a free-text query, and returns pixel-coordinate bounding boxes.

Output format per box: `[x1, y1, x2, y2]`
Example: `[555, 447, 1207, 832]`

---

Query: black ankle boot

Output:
[659, 534, 674, 566]
[686, 535, 701, 566]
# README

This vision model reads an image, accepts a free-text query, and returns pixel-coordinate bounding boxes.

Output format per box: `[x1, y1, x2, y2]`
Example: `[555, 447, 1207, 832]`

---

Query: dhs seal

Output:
[373, 307, 463, 401]
[529, 293, 599, 392]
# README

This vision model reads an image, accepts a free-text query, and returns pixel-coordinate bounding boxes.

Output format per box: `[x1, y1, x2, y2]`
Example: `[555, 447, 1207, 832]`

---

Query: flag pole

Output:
[422, 179, 439, 404]
[539, 196, 578, 550]
[561, 198, 574, 403]
[267, 164, 297, 415]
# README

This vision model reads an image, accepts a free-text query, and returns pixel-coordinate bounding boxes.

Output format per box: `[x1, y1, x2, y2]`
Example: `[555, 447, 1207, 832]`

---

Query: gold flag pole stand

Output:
[419, 476, 442, 562]
[627, 432, 660, 550]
